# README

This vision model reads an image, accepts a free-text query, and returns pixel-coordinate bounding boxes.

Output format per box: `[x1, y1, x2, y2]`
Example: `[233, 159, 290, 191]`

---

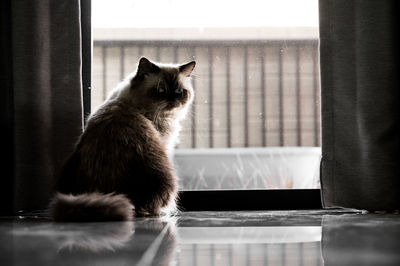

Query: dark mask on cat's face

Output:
[130, 57, 195, 113]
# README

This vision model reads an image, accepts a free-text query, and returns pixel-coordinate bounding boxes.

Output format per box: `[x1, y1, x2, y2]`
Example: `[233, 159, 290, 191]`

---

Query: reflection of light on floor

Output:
[178, 226, 321, 244]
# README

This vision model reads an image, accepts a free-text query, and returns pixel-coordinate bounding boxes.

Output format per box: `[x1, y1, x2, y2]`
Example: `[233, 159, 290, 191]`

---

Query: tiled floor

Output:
[0, 210, 399, 265]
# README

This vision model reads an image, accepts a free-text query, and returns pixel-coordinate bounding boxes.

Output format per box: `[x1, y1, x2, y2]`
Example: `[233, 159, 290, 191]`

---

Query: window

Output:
[90, 0, 321, 208]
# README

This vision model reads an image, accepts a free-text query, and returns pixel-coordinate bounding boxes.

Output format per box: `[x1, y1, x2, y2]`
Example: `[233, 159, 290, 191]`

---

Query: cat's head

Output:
[129, 57, 195, 116]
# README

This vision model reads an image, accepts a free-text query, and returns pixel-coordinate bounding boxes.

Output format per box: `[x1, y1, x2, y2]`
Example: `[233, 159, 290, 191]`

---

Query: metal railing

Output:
[93, 40, 320, 148]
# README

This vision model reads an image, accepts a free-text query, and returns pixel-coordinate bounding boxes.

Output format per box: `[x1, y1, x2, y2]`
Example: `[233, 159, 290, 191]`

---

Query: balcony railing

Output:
[93, 39, 320, 149]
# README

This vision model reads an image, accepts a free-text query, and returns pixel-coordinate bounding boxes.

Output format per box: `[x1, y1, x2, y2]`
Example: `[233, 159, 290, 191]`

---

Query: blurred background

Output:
[92, 0, 321, 190]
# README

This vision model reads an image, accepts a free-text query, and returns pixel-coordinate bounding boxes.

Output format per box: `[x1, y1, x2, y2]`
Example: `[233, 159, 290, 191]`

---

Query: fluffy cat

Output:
[50, 57, 195, 221]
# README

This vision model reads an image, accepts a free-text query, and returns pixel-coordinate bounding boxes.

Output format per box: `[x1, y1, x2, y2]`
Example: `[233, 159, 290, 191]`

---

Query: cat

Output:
[49, 57, 195, 221]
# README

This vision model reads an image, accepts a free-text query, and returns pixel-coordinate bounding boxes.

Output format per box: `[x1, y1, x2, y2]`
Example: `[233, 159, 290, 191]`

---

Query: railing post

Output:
[278, 44, 284, 146]
[260, 45, 267, 147]
[296, 44, 302, 146]
[244, 46, 249, 147]
[102, 46, 107, 101]
[226, 47, 232, 148]
[208, 47, 214, 148]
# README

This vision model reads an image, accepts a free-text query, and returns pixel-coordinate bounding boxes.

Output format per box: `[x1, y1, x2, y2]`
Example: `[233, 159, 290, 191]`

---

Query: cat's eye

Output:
[175, 88, 183, 95]
[157, 87, 165, 94]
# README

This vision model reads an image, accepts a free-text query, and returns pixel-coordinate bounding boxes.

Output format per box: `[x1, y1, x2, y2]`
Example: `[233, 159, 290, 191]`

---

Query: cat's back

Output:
[84, 99, 151, 141]
[58, 98, 161, 193]
[76, 100, 156, 181]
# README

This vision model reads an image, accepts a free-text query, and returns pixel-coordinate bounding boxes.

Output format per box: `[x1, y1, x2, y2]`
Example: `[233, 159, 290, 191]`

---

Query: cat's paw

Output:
[159, 191, 174, 209]
[135, 207, 160, 217]
[159, 180, 178, 208]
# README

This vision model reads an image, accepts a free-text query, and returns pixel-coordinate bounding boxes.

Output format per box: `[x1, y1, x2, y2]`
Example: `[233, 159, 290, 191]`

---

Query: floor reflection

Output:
[176, 224, 323, 266]
[322, 214, 400, 266]
[55, 221, 134, 252]
[178, 226, 321, 244]
[177, 242, 323, 266]
[0, 211, 399, 266]
[1, 217, 177, 266]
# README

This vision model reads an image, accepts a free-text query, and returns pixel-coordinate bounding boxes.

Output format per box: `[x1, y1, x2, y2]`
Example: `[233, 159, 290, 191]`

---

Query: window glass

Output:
[92, 0, 321, 190]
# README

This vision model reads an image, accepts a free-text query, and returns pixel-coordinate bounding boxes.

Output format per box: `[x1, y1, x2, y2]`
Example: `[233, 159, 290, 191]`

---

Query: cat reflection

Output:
[56, 221, 134, 253]
[57, 217, 177, 265]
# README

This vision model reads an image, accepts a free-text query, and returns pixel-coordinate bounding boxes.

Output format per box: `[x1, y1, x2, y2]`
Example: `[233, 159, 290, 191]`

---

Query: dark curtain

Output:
[0, 0, 83, 214]
[319, 1, 400, 211]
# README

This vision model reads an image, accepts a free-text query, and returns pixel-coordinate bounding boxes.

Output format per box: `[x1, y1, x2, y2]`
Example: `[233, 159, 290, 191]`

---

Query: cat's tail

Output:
[49, 192, 134, 222]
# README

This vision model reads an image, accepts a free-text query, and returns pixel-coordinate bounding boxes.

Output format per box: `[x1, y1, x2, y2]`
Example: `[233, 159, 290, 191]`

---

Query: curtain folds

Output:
[2, 0, 83, 213]
[319, 1, 399, 211]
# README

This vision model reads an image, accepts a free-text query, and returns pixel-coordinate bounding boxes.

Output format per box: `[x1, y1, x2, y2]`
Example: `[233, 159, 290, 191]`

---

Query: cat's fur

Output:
[50, 57, 195, 221]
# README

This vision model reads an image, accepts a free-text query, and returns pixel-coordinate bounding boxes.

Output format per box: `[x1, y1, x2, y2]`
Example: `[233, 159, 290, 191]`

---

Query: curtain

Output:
[319, 1, 399, 211]
[0, 0, 84, 214]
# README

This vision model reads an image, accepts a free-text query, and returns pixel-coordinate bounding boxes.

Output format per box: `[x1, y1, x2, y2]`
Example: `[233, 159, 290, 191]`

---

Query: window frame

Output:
[83, 0, 323, 211]
[179, 189, 322, 211]
[81, 0, 92, 123]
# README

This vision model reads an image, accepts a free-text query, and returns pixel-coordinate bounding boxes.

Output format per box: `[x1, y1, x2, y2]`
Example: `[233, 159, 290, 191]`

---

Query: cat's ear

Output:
[179, 61, 196, 77]
[136, 57, 160, 77]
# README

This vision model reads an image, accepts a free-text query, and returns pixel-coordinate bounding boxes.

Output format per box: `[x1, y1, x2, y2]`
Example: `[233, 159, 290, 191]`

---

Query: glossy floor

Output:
[0, 210, 399, 265]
